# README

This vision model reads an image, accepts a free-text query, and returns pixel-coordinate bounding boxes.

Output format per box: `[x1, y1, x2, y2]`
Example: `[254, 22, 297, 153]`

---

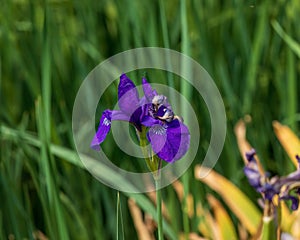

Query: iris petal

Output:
[141, 116, 160, 127]
[280, 195, 299, 211]
[147, 124, 169, 160]
[142, 77, 157, 101]
[165, 120, 190, 161]
[129, 107, 144, 131]
[290, 196, 299, 210]
[91, 110, 129, 150]
[118, 73, 140, 114]
[147, 120, 190, 163]
[91, 110, 112, 150]
[243, 167, 261, 189]
[245, 149, 256, 162]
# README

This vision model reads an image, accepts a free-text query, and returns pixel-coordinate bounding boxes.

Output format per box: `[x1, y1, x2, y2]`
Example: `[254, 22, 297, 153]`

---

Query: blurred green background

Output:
[0, 0, 299, 239]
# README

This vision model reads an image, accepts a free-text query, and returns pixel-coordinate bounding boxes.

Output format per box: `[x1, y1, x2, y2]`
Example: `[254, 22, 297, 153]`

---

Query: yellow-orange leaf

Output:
[195, 165, 261, 235]
[234, 119, 265, 174]
[273, 121, 300, 167]
[196, 203, 216, 239]
[234, 118, 255, 165]
[280, 201, 296, 232]
[128, 198, 154, 240]
[207, 194, 238, 240]
[172, 180, 194, 217]
[188, 233, 209, 240]
[291, 208, 300, 238]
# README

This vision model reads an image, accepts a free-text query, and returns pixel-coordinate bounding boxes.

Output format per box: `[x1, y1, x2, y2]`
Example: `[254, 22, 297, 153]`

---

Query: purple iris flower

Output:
[91, 73, 190, 163]
[244, 149, 300, 210]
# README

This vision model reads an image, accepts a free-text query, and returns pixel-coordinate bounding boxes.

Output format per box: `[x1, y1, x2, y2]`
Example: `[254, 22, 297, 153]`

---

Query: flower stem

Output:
[155, 178, 163, 240]
[182, 172, 190, 239]
[261, 200, 276, 240]
[139, 126, 163, 239]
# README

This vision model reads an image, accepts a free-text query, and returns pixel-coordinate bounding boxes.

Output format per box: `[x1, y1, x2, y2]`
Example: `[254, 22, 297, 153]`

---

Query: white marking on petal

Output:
[150, 125, 166, 135]
[103, 118, 111, 126]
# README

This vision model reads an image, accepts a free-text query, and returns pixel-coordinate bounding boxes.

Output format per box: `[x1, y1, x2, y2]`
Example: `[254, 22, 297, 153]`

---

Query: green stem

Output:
[260, 200, 276, 240]
[155, 178, 163, 240]
[182, 172, 190, 239]
[139, 126, 163, 239]
[261, 216, 276, 240]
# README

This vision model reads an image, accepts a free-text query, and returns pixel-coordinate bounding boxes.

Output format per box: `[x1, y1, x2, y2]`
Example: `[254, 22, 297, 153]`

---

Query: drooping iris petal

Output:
[147, 119, 190, 163]
[91, 110, 129, 150]
[166, 120, 190, 161]
[147, 124, 169, 160]
[91, 110, 112, 150]
[118, 73, 140, 114]
[142, 77, 157, 101]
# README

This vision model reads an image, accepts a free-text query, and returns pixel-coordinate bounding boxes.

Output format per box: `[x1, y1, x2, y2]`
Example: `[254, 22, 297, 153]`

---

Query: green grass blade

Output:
[243, 2, 269, 113]
[127, 193, 177, 240]
[271, 20, 300, 58]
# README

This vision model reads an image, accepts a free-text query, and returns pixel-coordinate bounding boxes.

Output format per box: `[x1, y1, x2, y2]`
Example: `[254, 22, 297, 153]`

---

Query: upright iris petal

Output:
[118, 73, 140, 114]
[142, 77, 157, 101]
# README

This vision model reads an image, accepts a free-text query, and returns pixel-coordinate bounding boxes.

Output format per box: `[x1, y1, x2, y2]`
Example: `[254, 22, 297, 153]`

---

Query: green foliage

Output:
[0, 0, 299, 239]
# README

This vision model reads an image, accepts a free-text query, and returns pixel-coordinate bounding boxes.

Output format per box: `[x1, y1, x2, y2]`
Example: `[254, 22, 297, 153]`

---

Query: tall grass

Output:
[0, 0, 299, 239]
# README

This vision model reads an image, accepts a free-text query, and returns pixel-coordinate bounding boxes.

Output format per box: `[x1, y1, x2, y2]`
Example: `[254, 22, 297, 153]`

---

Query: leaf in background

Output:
[207, 194, 237, 240]
[188, 232, 208, 240]
[0, 125, 177, 239]
[234, 118, 265, 174]
[127, 193, 177, 240]
[271, 20, 300, 58]
[234, 118, 255, 164]
[279, 201, 296, 233]
[273, 121, 300, 167]
[128, 198, 154, 240]
[172, 180, 194, 218]
[291, 209, 300, 239]
[147, 191, 170, 220]
[196, 202, 216, 239]
[237, 224, 249, 240]
[195, 165, 261, 235]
